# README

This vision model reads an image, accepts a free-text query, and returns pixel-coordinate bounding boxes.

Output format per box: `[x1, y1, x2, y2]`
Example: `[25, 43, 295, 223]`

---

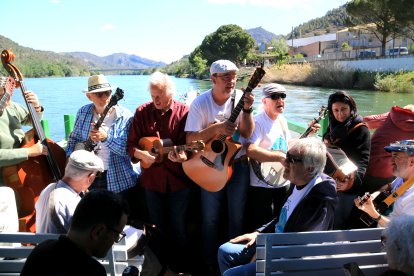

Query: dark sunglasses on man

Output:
[266, 93, 286, 100]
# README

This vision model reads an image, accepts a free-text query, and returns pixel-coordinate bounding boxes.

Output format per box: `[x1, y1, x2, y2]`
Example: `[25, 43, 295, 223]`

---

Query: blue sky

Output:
[1, 0, 346, 63]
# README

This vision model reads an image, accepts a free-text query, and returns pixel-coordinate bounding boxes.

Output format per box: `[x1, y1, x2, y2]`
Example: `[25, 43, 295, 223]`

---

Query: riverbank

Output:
[240, 63, 414, 93]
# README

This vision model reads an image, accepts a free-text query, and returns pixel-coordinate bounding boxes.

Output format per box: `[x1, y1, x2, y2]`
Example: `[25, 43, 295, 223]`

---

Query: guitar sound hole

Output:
[211, 140, 224, 153]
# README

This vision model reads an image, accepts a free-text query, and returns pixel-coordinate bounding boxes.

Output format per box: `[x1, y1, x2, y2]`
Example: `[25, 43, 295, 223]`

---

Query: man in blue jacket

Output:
[218, 137, 338, 275]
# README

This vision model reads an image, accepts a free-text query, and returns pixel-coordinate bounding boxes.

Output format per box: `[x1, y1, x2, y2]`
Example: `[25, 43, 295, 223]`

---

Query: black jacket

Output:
[257, 174, 338, 233]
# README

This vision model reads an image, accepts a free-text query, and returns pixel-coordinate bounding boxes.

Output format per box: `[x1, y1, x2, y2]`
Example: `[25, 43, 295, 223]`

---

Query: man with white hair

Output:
[184, 60, 255, 274]
[35, 150, 104, 234]
[127, 71, 191, 274]
[218, 138, 338, 275]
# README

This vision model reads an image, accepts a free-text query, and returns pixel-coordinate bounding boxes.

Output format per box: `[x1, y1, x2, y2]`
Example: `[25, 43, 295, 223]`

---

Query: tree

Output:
[346, 0, 413, 56]
[198, 24, 255, 65]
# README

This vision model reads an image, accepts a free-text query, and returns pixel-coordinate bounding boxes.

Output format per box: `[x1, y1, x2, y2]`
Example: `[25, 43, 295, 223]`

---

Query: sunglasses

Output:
[286, 152, 303, 164]
[267, 93, 286, 100]
[94, 91, 112, 98]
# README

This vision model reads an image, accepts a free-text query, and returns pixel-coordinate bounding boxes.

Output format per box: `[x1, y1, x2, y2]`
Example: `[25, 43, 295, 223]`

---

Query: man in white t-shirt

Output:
[36, 150, 104, 234]
[245, 83, 291, 231]
[184, 60, 255, 274]
[355, 139, 414, 227]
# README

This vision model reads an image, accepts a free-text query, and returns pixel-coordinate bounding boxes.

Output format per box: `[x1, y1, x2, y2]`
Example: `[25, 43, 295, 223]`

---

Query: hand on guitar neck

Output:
[89, 123, 108, 143]
[27, 141, 49, 157]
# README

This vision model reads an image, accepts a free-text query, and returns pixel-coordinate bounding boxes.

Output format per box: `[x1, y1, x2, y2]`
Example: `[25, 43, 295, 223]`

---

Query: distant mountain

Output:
[288, 6, 349, 39]
[245, 27, 282, 44]
[0, 34, 165, 78]
[66, 52, 166, 70]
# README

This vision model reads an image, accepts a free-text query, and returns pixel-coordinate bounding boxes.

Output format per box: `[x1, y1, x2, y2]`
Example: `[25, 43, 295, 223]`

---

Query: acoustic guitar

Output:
[81, 88, 124, 152]
[183, 65, 266, 192]
[138, 137, 205, 169]
[250, 106, 327, 188]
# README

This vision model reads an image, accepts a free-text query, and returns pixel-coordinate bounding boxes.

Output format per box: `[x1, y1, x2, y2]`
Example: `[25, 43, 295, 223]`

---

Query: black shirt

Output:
[21, 235, 106, 276]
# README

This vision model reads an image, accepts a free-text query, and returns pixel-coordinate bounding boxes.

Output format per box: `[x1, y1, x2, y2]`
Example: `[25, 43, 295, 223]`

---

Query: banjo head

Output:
[261, 162, 288, 188]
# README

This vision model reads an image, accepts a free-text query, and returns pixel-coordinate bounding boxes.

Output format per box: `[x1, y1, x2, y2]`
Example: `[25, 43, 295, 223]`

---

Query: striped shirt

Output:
[66, 103, 139, 192]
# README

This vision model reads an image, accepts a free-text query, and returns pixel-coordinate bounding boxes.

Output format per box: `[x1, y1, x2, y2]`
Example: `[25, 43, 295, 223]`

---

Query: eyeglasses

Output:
[266, 93, 286, 100]
[94, 91, 111, 98]
[215, 73, 238, 81]
[108, 227, 127, 243]
[286, 152, 303, 164]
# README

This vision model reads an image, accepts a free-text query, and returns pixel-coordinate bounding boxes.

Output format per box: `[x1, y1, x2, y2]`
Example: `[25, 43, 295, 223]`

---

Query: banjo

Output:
[250, 106, 328, 188]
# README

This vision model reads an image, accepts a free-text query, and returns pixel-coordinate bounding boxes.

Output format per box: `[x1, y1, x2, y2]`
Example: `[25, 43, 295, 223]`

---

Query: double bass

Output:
[1, 49, 66, 232]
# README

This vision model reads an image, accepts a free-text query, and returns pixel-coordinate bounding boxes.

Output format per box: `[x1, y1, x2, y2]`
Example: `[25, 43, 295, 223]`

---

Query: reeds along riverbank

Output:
[262, 63, 414, 93]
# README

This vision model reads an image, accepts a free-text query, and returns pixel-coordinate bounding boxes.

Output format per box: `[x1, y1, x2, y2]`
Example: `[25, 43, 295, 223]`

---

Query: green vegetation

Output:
[265, 63, 414, 92]
[375, 71, 414, 93]
[0, 35, 90, 78]
[288, 6, 349, 39]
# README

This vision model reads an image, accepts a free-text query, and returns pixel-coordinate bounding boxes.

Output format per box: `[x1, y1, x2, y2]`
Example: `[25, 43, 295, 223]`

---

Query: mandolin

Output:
[0, 76, 16, 116]
[83, 88, 124, 152]
[183, 64, 266, 192]
[138, 137, 205, 169]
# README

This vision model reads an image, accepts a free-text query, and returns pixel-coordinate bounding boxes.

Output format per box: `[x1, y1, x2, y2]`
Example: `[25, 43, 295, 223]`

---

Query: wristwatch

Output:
[243, 107, 253, 114]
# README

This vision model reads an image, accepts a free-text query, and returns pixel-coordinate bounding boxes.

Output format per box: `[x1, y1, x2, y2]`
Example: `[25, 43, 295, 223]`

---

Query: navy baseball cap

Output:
[384, 140, 414, 156]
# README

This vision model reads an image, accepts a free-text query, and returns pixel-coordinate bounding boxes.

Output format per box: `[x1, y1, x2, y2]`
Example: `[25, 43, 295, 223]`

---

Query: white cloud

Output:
[206, 0, 322, 9]
[100, 24, 116, 31]
[50, 0, 60, 3]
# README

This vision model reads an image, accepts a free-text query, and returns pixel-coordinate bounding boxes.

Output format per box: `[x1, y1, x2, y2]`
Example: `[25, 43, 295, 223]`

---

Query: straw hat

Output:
[83, 74, 116, 93]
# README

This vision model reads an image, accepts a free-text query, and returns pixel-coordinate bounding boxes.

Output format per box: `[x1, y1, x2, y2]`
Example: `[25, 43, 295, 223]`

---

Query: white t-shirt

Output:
[35, 180, 82, 234]
[388, 177, 414, 220]
[248, 111, 291, 188]
[275, 176, 322, 233]
[185, 88, 246, 157]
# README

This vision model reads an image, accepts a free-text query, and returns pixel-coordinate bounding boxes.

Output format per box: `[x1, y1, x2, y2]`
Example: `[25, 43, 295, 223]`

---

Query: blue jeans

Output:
[145, 187, 191, 269]
[201, 158, 250, 265]
[218, 241, 256, 275]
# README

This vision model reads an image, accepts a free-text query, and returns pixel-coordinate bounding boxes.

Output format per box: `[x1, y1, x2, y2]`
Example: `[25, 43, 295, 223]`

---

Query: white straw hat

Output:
[83, 74, 116, 93]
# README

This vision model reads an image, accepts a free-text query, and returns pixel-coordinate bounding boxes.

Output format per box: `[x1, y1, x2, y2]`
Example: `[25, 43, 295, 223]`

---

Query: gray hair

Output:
[290, 137, 327, 177]
[149, 71, 175, 98]
[384, 214, 414, 274]
[64, 163, 93, 180]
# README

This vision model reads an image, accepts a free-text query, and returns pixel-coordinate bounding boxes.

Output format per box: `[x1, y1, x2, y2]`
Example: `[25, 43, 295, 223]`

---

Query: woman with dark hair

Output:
[323, 91, 370, 229]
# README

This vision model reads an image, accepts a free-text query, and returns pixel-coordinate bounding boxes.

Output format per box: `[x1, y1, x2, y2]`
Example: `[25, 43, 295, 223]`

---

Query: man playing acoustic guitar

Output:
[184, 60, 255, 274]
[354, 140, 414, 227]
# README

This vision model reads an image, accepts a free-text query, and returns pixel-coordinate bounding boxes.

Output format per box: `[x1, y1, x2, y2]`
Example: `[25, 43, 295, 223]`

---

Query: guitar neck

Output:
[163, 145, 187, 153]
[0, 91, 11, 113]
[94, 104, 112, 130]
[19, 81, 62, 180]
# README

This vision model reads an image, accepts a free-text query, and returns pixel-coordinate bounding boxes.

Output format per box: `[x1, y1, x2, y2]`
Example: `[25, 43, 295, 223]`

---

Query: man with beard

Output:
[355, 140, 414, 227]
[184, 60, 255, 274]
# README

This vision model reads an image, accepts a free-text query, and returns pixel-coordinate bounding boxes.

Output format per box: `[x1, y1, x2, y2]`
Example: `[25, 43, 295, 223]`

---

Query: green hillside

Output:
[288, 6, 349, 39]
[0, 35, 90, 78]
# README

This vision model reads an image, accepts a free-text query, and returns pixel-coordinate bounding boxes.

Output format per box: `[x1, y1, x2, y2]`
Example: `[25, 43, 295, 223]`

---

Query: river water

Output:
[12, 75, 411, 141]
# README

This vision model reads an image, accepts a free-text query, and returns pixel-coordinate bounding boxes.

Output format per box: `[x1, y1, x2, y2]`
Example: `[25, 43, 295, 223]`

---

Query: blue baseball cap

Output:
[384, 140, 414, 156]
